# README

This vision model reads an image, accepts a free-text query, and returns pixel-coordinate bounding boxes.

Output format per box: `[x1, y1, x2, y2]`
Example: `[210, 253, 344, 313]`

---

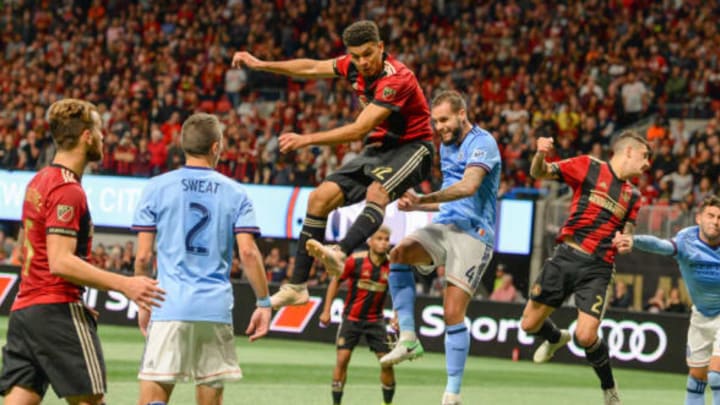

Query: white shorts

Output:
[406, 223, 493, 295]
[686, 306, 720, 368]
[138, 321, 243, 385]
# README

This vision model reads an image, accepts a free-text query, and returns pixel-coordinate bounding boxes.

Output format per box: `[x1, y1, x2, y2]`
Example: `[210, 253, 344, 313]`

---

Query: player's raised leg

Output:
[271, 181, 345, 307]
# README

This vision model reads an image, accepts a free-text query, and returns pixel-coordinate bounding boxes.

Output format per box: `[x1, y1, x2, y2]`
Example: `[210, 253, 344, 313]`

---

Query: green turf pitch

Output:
[0, 317, 690, 404]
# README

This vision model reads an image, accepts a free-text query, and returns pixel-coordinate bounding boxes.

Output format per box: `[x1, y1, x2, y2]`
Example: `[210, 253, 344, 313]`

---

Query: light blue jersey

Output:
[433, 125, 501, 247]
[132, 166, 260, 324]
[634, 226, 720, 317]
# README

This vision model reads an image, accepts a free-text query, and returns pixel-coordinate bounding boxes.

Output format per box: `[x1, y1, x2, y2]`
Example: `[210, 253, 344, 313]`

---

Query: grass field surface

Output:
[0, 317, 691, 404]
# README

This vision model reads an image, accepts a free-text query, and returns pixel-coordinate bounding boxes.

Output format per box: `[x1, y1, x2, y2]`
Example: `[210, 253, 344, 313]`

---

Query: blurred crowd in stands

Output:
[1, 0, 719, 203]
[1, 0, 718, 311]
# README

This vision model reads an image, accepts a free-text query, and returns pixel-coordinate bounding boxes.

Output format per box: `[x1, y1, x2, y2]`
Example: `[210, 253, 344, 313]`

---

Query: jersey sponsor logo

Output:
[566, 318, 667, 363]
[356, 279, 387, 292]
[270, 296, 322, 333]
[0, 273, 18, 306]
[588, 190, 627, 220]
[57, 204, 75, 222]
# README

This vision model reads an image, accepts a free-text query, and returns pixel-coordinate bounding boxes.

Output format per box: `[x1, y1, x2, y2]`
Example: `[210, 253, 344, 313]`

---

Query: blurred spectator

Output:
[610, 280, 633, 309]
[665, 287, 688, 314]
[661, 159, 694, 203]
[490, 274, 518, 303]
[264, 247, 287, 283]
[644, 287, 667, 313]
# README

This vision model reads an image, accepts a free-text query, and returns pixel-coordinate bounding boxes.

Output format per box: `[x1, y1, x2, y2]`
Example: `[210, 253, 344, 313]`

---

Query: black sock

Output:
[382, 383, 395, 404]
[584, 338, 615, 390]
[332, 380, 344, 405]
[535, 319, 561, 344]
[291, 214, 327, 284]
[338, 202, 384, 255]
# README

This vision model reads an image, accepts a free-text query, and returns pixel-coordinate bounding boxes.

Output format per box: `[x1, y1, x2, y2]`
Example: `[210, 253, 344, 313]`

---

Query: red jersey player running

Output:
[320, 226, 395, 405]
[520, 131, 651, 405]
[0, 99, 164, 405]
[232, 20, 434, 308]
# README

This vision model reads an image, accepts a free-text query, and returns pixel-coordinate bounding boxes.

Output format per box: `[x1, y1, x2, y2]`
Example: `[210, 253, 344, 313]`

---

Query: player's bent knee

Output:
[519, 316, 539, 333]
[708, 370, 720, 389]
[572, 330, 597, 348]
[689, 367, 709, 381]
[366, 182, 390, 206]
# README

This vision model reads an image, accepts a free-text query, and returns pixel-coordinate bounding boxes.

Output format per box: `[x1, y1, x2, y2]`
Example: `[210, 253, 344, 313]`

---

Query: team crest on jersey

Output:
[598, 181, 608, 190]
[382, 86, 396, 99]
[620, 188, 631, 203]
[57, 205, 74, 222]
[457, 152, 464, 161]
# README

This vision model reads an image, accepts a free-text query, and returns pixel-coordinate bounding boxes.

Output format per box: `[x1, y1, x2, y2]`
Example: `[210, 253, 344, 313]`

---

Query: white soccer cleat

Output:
[441, 392, 462, 405]
[603, 384, 621, 404]
[380, 339, 424, 366]
[270, 283, 309, 308]
[533, 329, 571, 363]
[306, 240, 346, 277]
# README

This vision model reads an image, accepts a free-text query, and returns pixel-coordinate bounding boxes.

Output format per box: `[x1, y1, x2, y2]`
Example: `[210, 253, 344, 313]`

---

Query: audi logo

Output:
[567, 319, 668, 363]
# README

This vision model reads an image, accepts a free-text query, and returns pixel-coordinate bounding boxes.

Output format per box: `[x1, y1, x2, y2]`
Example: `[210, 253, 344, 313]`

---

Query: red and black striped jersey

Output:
[339, 252, 390, 322]
[552, 155, 642, 264]
[333, 53, 432, 147]
[13, 164, 92, 311]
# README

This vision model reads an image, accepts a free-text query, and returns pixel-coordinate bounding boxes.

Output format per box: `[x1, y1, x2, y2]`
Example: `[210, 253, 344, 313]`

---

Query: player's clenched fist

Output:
[536, 137, 554, 154]
[232, 51, 263, 69]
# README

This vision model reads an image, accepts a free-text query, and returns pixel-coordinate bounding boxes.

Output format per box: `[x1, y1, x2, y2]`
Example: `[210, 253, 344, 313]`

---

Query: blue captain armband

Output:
[256, 296, 272, 308]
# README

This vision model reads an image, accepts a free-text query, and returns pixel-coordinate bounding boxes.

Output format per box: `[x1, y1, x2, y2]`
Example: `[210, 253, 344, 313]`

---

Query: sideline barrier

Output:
[0, 265, 687, 373]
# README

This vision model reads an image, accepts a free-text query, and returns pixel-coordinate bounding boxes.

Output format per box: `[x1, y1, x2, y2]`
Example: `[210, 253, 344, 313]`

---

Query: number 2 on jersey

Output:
[185, 202, 210, 255]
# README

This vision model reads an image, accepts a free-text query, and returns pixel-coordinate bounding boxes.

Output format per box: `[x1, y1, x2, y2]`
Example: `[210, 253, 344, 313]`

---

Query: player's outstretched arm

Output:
[632, 235, 676, 256]
[236, 233, 271, 342]
[231, 51, 337, 79]
[530, 137, 560, 180]
[47, 234, 165, 311]
[416, 166, 487, 206]
[278, 103, 391, 153]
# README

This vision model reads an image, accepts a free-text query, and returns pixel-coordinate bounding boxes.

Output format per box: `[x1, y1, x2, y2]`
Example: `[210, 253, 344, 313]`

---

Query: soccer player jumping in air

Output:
[232, 20, 434, 308]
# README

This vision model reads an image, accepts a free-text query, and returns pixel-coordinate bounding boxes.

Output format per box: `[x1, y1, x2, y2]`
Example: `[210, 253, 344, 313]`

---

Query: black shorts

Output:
[529, 244, 614, 319]
[0, 302, 106, 398]
[336, 319, 391, 353]
[326, 141, 434, 205]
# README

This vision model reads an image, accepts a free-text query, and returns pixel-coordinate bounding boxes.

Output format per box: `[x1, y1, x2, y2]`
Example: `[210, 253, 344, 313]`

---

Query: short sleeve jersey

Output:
[333, 53, 432, 146]
[13, 164, 91, 311]
[552, 155, 642, 263]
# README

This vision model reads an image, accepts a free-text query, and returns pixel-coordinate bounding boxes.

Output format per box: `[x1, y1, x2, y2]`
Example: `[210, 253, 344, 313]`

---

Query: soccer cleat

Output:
[306, 240, 347, 277]
[533, 329, 571, 363]
[603, 384, 621, 404]
[441, 392, 462, 405]
[380, 339, 424, 366]
[270, 283, 309, 308]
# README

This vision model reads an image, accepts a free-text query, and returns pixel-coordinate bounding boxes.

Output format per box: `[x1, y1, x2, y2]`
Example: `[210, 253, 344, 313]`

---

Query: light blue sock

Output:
[708, 371, 720, 405]
[388, 264, 415, 334]
[685, 375, 706, 405]
[444, 322, 469, 395]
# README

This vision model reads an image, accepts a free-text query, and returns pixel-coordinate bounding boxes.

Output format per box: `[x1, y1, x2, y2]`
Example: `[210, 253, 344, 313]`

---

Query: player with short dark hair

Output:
[319, 226, 395, 405]
[232, 19, 434, 309]
[615, 195, 720, 405]
[520, 130, 651, 405]
[0, 99, 164, 405]
[133, 113, 271, 405]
